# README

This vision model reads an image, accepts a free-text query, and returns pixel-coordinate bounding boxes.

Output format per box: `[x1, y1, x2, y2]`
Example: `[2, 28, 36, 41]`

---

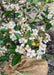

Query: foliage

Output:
[0, 0, 53, 67]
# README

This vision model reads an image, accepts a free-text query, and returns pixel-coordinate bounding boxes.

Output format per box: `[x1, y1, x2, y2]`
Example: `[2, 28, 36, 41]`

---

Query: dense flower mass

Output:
[48, 5, 54, 26]
[0, 16, 51, 59]
[6, 4, 19, 12]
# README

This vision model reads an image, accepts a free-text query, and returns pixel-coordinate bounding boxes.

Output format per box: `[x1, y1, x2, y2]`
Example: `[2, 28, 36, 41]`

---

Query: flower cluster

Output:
[0, 16, 51, 59]
[48, 5, 54, 26]
[6, 4, 19, 12]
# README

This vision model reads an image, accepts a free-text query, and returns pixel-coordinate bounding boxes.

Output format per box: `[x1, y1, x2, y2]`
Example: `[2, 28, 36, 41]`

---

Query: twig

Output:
[0, 3, 6, 12]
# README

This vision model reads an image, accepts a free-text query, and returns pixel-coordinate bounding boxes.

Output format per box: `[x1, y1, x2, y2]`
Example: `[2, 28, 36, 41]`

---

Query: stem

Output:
[0, 0, 6, 12]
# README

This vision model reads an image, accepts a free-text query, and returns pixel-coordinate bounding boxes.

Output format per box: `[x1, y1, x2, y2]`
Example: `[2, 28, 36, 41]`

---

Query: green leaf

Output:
[45, 23, 52, 30]
[0, 55, 9, 62]
[12, 13, 15, 19]
[0, 40, 4, 45]
[12, 53, 21, 66]
[0, 37, 4, 40]
[10, 41, 16, 48]
[27, 40, 32, 46]
[7, 48, 15, 53]
[22, 6, 26, 9]
[31, 3, 36, 7]
[29, 24, 35, 29]
[41, 14, 50, 22]
[15, 25, 21, 30]
[43, 7, 49, 15]
[42, 35, 46, 40]
[42, 55, 45, 60]
[27, 8, 31, 12]
[30, 22, 36, 24]
[30, 0, 33, 3]
[15, 33, 23, 39]
[2, 11, 12, 18]
[1, 28, 9, 34]
[26, 30, 31, 38]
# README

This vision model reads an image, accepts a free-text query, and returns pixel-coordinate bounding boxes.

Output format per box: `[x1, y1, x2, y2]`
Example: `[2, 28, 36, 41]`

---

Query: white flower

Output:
[40, 26, 45, 31]
[21, 44, 24, 47]
[50, 10, 54, 14]
[1, 46, 7, 53]
[9, 4, 15, 9]
[25, 45, 31, 51]
[18, 14, 22, 18]
[37, 26, 45, 31]
[19, 0, 25, 3]
[32, 29, 38, 36]
[19, 38, 28, 44]
[37, 50, 45, 55]
[37, 50, 42, 59]
[9, 29, 15, 34]
[10, 34, 17, 41]
[19, 38, 24, 43]
[37, 54, 41, 59]
[24, 38, 28, 44]
[15, 46, 25, 54]
[26, 50, 36, 58]
[48, 14, 52, 19]
[0, 51, 3, 57]
[21, 24, 26, 31]
[38, 36, 42, 42]
[0, 26, 5, 30]
[43, 33, 51, 43]
[39, 43, 46, 50]
[15, 4, 19, 11]
[8, 21, 15, 29]
[29, 35, 35, 40]
[38, 2, 41, 5]
[50, 20, 54, 26]
[15, 31, 21, 34]
[6, 43, 10, 46]
[22, 17, 26, 22]
[37, 50, 43, 55]
[3, 32, 7, 36]
[27, 26, 31, 31]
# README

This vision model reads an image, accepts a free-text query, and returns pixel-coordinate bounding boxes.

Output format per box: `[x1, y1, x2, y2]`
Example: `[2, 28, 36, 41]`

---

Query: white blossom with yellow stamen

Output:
[1, 46, 7, 53]
[25, 45, 31, 51]
[26, 50, 36, 58]
[15, 46, 25, 54]
[32, 29, 38, 36]
[10, 34, 17, 41]
[8, 21, 15, 29]
[39, 43, 46, 51]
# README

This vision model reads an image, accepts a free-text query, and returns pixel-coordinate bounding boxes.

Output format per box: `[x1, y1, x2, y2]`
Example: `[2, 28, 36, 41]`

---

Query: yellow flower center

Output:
[30, 52, 32, 55]
[31, 35, 34, 38]
[2, 49, 5, 51]
[12, 36, 15, 38]
[12, 32, 14, 34]
[34, 31, 36, 33]
[27, 47, 30, 49]
[38, 54, 41, 56]
[23, 51, 26, 54]
[42, 46, 44, 48]
[10, 25, 12, 27]
[18, 48, 20, 51]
